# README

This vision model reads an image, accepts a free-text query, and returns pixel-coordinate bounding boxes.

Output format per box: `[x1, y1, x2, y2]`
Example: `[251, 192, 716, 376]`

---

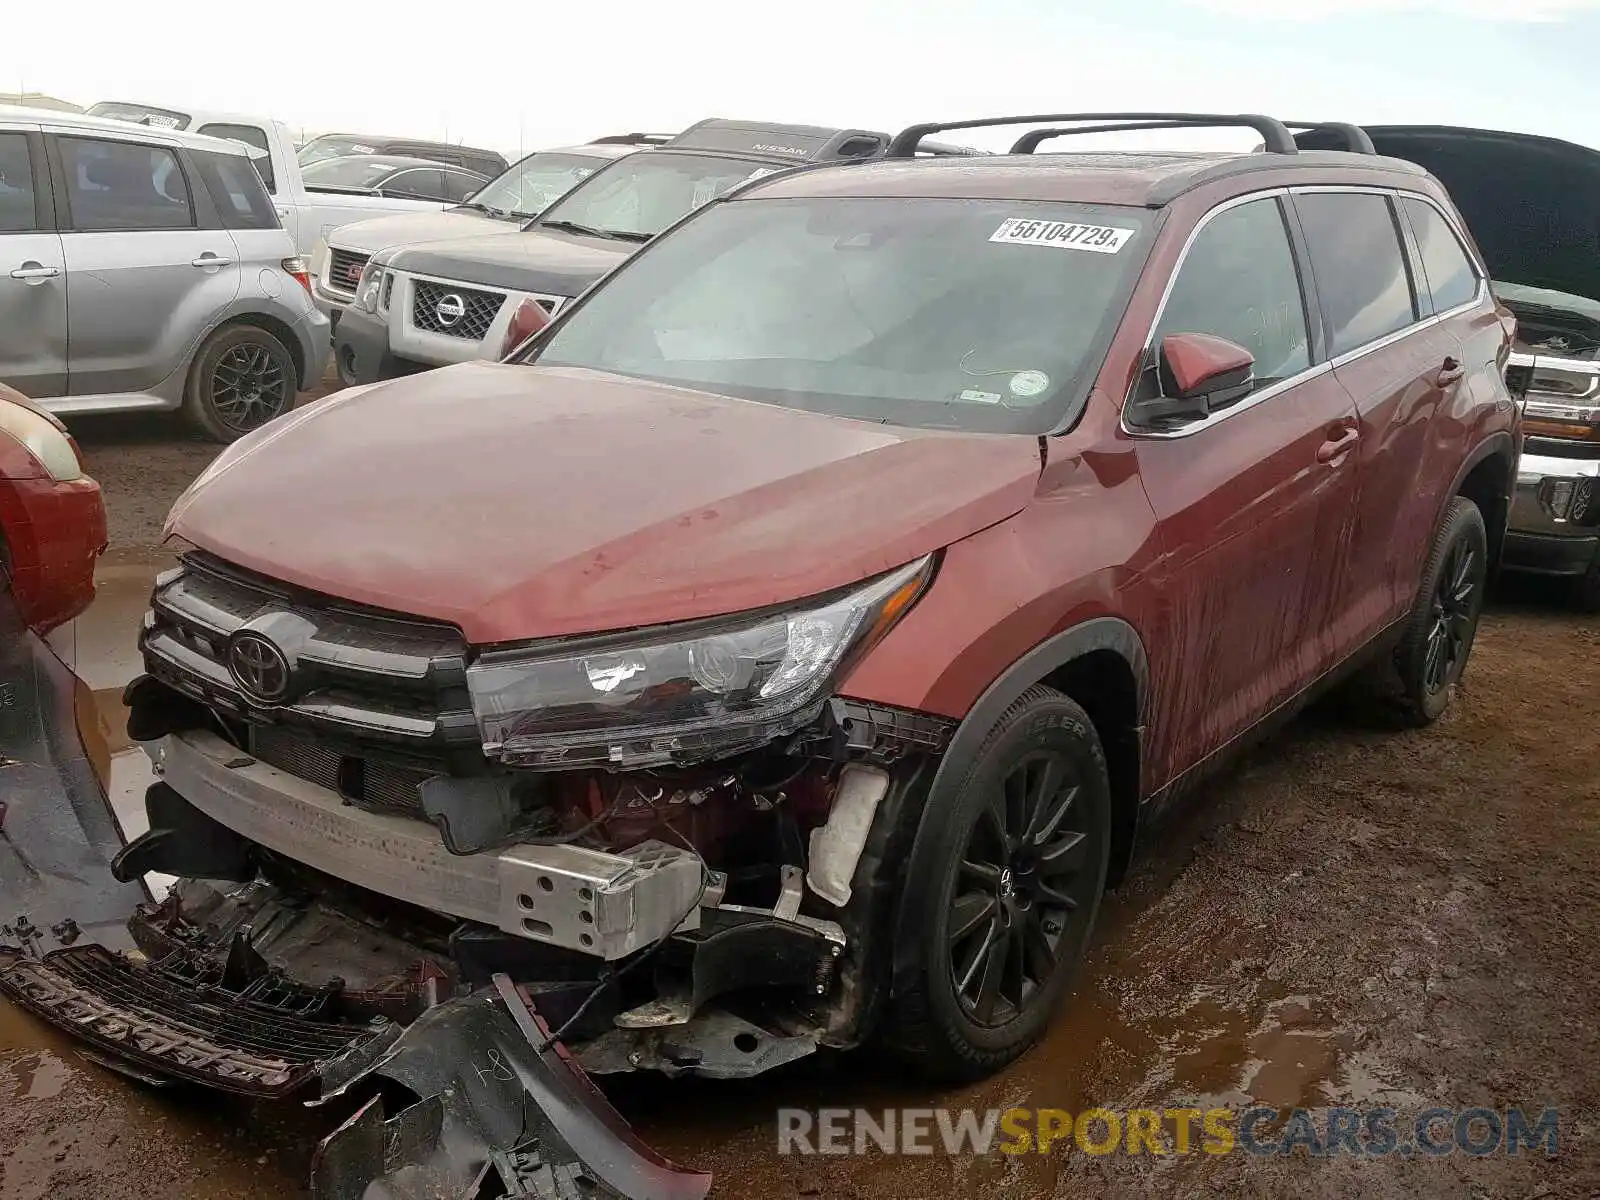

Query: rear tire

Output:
[183, 324, 297, 443]
[887, 686, 1111, 1082]
[1390, 496, 1489, 727]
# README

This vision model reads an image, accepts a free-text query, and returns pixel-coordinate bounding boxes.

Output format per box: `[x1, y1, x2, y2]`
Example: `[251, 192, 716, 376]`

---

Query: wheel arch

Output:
[896, 616, 1150, 934]
[207, 312, 311, 392]
[1446, 432, 1516, 575]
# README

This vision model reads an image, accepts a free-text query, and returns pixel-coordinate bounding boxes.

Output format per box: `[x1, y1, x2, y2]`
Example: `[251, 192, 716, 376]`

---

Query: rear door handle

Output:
[1316, 425, 1360, 463]
[1436, 356, 1464, 387]
[10, 263, 60, 281]
[191, 255, 234, 269]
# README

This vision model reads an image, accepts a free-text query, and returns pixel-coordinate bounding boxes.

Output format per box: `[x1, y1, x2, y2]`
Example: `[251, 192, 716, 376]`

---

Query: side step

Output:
[0, 944, 396, 1097]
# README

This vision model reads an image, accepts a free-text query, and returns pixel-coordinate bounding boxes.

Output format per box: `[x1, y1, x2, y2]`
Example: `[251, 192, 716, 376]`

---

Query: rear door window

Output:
[0, 132, 41, 231]
[384, 168, 445, 200]
[190, 149, 278, 230]
[58, 136, 195, 231]
[1295, 192, 1417, 357]
[197, 122, 275, 191]
[442, 170, 482, 202]
[1154, 197, 1311, 387]
[1401, 197, 1480, 314]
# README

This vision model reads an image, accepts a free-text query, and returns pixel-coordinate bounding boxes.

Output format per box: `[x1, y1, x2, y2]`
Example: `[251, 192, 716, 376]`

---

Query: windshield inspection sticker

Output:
[990, 218, 1135, 254]
[959, 388, 1003, 404]
[1009, 370, 1051, 397]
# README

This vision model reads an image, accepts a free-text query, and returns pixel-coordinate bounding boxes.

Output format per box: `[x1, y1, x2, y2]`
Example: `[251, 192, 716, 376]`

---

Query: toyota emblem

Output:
[435, 293, 467, 327]
[227, 632, 292, 705]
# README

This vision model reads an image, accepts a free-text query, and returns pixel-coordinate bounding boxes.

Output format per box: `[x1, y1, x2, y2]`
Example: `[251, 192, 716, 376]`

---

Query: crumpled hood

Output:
[327, 208, 513, 256]
[378, 228, 633, 297]
[1299, 125, 1600, 305]
[166, 363, 1043, 644]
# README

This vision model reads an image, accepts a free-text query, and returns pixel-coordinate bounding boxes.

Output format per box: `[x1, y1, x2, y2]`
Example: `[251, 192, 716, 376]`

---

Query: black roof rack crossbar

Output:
[1012, 121, 1231, 153]
[1281, 122, 1377, 154]
[888, 113, 1299, 158]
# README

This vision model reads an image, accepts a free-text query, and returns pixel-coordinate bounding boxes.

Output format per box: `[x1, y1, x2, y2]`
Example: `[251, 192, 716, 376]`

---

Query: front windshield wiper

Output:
[453, 200, 513, 219]
[540, 219, 652, 243]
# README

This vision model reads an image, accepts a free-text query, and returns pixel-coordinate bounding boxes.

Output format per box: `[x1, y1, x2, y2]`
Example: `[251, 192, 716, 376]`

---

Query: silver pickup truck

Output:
[1299, 124, 1600, 608]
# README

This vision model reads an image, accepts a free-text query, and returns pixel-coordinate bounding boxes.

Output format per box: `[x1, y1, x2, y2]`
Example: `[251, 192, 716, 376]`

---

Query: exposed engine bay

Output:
[0, 554, 955, 1199]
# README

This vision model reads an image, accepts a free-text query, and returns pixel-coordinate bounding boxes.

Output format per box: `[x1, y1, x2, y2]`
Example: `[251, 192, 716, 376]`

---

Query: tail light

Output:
[282, 256, 313, 296]
[499, 297, 553, 360]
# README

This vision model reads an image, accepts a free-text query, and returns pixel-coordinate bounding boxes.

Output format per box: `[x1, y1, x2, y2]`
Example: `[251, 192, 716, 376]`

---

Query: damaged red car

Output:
[2, 112, 1519, 1198]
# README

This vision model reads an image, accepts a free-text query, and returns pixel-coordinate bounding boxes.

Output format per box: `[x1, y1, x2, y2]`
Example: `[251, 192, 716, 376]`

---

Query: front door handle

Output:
[191, 255, 234, 269]
[1436, 356, 1464, 387]
[10, 262, 60, 282]
[1316, 425, 1360, 463]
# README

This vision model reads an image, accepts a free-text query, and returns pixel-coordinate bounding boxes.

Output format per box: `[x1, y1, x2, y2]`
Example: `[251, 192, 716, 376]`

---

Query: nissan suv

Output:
[2, 112, 1518, 1197]
[331, 118, 981, 384]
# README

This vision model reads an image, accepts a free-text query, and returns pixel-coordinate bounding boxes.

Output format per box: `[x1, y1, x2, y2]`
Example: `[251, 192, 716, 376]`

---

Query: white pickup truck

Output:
[86, 100, 464, 256]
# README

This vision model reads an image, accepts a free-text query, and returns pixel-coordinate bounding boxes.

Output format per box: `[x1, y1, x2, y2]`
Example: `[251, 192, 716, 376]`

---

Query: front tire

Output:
[183, 324, 297, 443]
[1391, 496, 1489, 726]
[1575, 551, 1600, 614]
[888, 686, 1111, 1082]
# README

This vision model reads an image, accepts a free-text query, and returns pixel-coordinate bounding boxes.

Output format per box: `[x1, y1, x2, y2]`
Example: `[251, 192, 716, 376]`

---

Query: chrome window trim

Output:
[1122, 184, 1488, 441]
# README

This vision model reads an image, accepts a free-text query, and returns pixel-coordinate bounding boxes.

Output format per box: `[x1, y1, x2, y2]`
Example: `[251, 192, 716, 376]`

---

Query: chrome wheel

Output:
[948, 750, 1093, 1028]
[210, 343, 290, 434]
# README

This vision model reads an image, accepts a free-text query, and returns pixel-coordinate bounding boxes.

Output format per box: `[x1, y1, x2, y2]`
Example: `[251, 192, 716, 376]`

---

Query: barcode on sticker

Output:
[990, 219, 1135, 254]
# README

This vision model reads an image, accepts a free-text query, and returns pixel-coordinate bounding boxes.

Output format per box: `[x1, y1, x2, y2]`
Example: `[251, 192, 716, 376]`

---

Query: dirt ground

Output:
[3, 403, 1597, 1199]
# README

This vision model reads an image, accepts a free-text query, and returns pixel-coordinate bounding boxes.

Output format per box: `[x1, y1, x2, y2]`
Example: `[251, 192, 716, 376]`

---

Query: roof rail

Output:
[888, 113, 1299, 158]
[1282, 121, 1377, 154]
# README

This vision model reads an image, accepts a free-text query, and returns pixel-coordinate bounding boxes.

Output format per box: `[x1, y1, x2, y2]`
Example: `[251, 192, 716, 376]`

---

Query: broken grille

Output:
[0, 945, 386, 1097]
[250, 724, 435, 819]
[411, 279, 504, 341]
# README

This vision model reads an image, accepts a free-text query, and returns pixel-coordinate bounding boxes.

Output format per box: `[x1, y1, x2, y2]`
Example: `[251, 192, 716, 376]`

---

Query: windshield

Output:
[298, 135, 386, 165]
[301, 156, 415, 189]
[534, 196, 1152, 433]
[469, 151, 609, 217]
[87, 101, 191, 130]
[537, 152, 780, 240]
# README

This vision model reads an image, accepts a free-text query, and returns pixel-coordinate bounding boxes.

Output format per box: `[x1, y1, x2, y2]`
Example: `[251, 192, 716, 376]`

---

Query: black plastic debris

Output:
[311, 975, 712, 1200]
[0, 942, 402, 1097]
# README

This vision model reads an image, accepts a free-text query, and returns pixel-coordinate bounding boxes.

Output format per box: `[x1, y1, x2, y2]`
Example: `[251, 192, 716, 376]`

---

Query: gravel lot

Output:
[3, 401, 1596, 1199]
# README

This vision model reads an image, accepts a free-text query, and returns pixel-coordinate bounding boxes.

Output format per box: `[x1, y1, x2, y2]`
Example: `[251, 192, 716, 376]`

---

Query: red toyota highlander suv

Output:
[5, 113, 1518, 1189]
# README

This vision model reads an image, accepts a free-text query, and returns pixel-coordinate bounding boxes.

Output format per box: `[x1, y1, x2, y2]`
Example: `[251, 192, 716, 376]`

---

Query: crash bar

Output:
[887, 112, 1300, 158]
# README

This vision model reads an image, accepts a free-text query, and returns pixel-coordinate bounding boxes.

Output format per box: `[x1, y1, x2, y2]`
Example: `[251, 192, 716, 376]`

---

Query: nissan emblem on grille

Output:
[435, 293, 467, 327]
[227, 632, 292, 705]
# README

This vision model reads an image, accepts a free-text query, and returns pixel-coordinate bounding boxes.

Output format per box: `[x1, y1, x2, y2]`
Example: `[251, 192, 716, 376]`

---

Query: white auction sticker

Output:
[1009, 370, 1051, 397]
[958, 388, 1003, 404]
[989, 218, 1135, 254]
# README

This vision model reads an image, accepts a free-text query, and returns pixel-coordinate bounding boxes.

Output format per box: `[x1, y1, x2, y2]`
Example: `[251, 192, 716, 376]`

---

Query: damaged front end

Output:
[1, 550, 955, 1198]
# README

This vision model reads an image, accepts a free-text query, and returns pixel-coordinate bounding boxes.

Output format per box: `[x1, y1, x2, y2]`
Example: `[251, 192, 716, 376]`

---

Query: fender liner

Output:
[1443, 431, 1517, 569]
[887, 617, 1148, 982]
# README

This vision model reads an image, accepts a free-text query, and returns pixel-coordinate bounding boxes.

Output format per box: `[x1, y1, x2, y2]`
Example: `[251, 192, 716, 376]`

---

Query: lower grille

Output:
[326, 248, 370, 299]
[250, 725, 434, 819]
[0, 945, 388, 1098]
[412, 279, 503, 341]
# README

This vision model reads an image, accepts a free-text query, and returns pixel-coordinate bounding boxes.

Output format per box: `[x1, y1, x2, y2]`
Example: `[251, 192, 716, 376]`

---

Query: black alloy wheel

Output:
[1392, 495, 1488, 725]
[888, 685, 1112, 1081]
[948, 749, 1095, 1027]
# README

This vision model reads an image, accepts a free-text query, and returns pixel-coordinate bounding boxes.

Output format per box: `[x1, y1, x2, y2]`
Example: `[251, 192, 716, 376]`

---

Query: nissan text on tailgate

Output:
[1, 112, 1518, 1199]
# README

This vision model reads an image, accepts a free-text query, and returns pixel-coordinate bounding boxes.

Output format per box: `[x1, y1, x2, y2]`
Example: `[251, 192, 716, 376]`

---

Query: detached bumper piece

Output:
[311, 976, 711, 1200]
[0, 941, 399, 1097]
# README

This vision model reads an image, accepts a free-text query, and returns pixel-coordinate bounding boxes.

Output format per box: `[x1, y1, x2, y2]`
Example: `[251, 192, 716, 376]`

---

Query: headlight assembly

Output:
[357, 264, 388, 314]
[466, 555, 934, 768]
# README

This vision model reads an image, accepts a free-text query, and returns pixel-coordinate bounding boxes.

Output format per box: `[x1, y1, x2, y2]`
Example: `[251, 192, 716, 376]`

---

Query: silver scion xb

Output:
[0, 108, 329, 442]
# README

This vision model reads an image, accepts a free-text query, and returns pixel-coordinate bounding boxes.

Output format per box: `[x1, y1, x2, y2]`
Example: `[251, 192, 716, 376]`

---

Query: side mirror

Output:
[1129, 333, 1255, 426]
